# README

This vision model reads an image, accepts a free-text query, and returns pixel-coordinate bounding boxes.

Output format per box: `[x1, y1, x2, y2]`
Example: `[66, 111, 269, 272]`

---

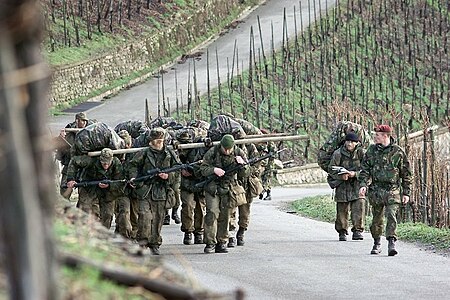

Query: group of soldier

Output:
[327, 124, 412, 256]
[55, 113, 412, 257]
[55, 112, 275, 255]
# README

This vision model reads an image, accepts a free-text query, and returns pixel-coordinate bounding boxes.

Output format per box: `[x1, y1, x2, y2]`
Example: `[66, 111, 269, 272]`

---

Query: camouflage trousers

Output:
[229, 194, 253, 232]
[78, 187, 116, 228]
[368, 187, 401, 240]
[115, 195, 139, 239]
[180, 189, 205, 234]
[335, 198, 365, 234]
[204, 192, 230, 245]
[137, 198, 167, 247]
[76, 186, 100, 219]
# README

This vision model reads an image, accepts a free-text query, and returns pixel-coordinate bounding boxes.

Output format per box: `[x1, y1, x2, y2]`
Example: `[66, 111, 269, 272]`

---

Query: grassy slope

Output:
[174, 0, 450, 164]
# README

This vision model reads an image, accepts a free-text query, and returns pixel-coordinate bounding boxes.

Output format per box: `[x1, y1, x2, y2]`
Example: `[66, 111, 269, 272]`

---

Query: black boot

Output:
[183, 232, 193, 245]
[163, 211, 170, 225]
[204, 244, 215, 253]
[339, 232, 347, 241]
[227, 237, 236, 248]
[388, 237, 398, 256]
[236, 227, 245, 246]
[172, 208, 181, 224]
[371, 238, 381, 254]
[215, 242, 229, 253]
[194, 233, 204, 244]
[264, 189, 272, 200]
[352, 231, 364, 240]
[150, 245, 160, 255]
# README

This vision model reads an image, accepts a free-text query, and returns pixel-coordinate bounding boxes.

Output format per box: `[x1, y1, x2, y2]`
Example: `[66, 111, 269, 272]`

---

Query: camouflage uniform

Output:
[200, 139, 249, 253]
[128, 129, 178, 253]
[359, 137, 412, 242]
[178, 145, 206, 244]
[66, 151, 124, 228]
[258, 141, 276, 200]
[55, 112, 92, 198]
[114, 130, 136, 239]
[328, 143, 365, 239]
[229, 143, 262, 246]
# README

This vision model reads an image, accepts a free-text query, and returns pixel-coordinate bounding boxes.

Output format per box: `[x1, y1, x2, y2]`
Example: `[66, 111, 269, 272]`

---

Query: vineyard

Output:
[41, 0, 238, 65]
[164, 0, 450, 228]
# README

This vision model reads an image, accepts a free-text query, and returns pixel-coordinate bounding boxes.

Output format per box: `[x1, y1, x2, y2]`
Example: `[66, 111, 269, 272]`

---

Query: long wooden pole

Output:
[88, 135, 310, 156]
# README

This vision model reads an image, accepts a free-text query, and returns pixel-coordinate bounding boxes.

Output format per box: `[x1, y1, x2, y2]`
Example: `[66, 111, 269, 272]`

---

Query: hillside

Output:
[42, 0, 258, 66]
[181, 0, 450, 155]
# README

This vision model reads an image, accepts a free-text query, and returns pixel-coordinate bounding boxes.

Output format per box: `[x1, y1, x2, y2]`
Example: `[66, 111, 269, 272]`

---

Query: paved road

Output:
[160, 186, 450, 300]
[48, 0, 335, 132]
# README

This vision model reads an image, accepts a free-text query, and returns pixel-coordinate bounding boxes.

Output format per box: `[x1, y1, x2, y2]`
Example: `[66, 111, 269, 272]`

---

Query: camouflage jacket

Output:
[237, 143, 261, 176]
[328, 145, 365, 202]
[178, 147, 205, 192]
[359, 138, 412, 196]
[200, 144, 250, 184]
[128, 146, 178, 197]
[66, 155, 124, 192]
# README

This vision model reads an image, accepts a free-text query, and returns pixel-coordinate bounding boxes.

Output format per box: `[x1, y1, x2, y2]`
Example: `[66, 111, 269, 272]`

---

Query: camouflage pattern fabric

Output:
[230, 143, 261, 232]
[235, 118, 263, 135]
[200, 144, 249, 245]
[128, 146, 178, 247]
[318, 121, 372, 172]
[208, 115, 245, 141]
[328, 145, 365, 202]
[328, 144, 366, 234]
[187, 119, 210, 130]
[66, 155, 125, 228]
[114, 120, 149, 138]
[175, 127, 208, 143]
[148, 116, 182, 129]
[359, 137, 412, 240]
[73, 122, 125, 155]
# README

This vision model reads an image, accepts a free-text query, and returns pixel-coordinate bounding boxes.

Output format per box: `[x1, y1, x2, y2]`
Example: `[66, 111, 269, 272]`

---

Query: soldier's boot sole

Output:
[371, 245, 381, 255]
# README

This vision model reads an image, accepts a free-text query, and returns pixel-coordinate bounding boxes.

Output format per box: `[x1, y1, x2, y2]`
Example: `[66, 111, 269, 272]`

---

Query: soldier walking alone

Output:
[358, 125, 412, 256]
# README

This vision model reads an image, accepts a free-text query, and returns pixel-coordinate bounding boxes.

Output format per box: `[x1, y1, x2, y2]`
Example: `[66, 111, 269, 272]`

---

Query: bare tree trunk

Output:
[0, 1, 57, 299]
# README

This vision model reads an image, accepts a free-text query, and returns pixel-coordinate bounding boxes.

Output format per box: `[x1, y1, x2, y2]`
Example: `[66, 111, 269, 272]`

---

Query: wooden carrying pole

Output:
[87, 135, 309, 156]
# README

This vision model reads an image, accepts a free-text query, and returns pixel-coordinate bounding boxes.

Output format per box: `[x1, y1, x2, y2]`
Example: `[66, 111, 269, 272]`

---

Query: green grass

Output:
[53, 213, 188, 298]
[291, 195, 450, 252]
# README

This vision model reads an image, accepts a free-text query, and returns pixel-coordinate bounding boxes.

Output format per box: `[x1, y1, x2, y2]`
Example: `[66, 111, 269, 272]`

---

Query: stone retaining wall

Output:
[49, 0, 256, 107]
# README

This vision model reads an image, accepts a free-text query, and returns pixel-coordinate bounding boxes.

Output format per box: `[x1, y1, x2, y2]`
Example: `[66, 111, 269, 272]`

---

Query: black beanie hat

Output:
[345, 132, 359, 142]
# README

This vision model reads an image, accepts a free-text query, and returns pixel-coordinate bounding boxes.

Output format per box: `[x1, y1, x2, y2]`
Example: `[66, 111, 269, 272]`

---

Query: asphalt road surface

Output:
[161, 186, 450, 300]
[48, 0, 336, 132]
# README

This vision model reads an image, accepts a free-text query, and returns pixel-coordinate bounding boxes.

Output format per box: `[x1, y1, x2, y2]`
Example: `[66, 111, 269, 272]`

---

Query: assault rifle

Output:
[195, 149, 285, 189]
[130, 160, 202, 184]
[62, 179, 127, 188]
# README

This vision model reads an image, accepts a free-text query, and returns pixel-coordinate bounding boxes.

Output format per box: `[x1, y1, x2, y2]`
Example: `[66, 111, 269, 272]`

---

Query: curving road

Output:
[47, 0, 450, 298]
[162, 186, 450, 300]
[48, 0, 335, 132]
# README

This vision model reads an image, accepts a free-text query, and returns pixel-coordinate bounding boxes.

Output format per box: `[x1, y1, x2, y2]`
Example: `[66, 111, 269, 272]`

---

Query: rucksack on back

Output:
[114, 120, 149, 138]
[317, 121, 372, 172]
[73, 122, 125, 155]
[208, 115, 245, 141]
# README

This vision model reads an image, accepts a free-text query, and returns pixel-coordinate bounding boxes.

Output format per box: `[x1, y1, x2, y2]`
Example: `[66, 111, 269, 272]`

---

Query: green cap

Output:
[220, 134, 235, 149]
